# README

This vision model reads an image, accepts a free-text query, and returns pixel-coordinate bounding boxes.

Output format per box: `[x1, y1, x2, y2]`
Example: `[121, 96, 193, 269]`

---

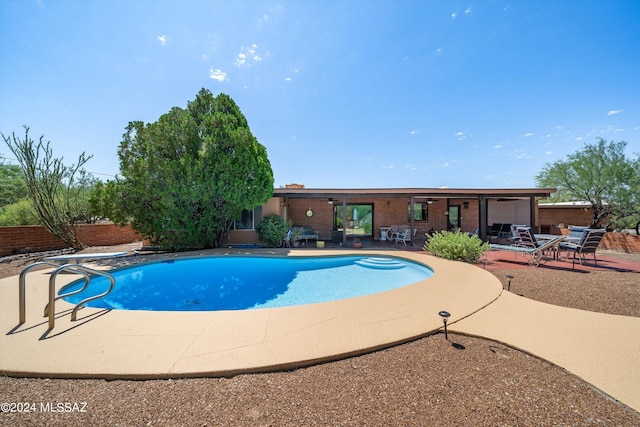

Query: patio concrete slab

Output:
[449, 291, 640, 411]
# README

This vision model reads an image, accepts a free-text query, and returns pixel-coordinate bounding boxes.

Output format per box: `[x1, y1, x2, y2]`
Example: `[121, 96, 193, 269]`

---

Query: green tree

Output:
[536, 138, 640, 231]
[0, 161, 29, 207]
[108, 89, 274, 249]
[0, 198, 40, 226]
[2, 126, 94, 248]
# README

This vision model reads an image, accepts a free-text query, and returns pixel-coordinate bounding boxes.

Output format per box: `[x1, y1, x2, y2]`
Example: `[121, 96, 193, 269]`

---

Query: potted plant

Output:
[290, 227, 305, 248]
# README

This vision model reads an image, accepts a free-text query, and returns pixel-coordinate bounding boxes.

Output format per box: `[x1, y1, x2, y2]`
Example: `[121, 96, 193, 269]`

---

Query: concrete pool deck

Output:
[1, 249, 639, 412]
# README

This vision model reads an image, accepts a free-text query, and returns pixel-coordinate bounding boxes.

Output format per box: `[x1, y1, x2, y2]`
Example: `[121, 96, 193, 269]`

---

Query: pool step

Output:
[355, 257, 406, 270]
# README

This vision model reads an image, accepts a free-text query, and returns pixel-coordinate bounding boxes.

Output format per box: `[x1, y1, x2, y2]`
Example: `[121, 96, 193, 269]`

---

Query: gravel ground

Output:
[1, 244, 639, 426]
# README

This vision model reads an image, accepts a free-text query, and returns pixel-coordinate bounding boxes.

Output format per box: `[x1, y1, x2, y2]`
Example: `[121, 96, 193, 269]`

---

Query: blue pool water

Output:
[60, 256, 433, 311]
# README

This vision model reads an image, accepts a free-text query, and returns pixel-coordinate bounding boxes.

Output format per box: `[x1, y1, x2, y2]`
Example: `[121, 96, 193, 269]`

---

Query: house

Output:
[227, 185, 556, 245]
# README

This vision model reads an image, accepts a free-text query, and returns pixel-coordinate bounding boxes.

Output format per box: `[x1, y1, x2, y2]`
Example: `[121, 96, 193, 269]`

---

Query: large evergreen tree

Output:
[108, 89, 274, 249]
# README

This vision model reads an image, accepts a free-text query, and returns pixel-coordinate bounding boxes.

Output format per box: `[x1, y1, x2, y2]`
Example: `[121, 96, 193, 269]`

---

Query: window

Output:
[234, 206, 263, 230]
[409, 203, 428, 221]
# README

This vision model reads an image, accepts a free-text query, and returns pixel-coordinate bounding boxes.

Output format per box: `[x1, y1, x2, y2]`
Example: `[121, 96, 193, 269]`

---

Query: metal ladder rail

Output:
[19, 261, 64, 325]
[47, 264, 116, 330]
[43, 267, 92, 317]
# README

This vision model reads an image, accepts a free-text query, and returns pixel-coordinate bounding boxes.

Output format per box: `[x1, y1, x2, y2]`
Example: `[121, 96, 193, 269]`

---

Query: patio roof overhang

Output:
[273, 187, 556, 200]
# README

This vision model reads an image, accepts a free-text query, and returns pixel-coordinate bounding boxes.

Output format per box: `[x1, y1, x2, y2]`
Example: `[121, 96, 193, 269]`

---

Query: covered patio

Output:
[273, 186, 555, 246]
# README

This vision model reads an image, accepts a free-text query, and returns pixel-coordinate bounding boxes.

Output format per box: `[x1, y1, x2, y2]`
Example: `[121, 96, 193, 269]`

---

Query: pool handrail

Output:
[18, 261, 61, 324]
[47, 264, 116, 329]
[43, 268, 92, 317]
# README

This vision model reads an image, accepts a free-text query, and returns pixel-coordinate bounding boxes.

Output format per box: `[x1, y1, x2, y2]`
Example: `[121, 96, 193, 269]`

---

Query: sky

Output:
[1, 0, 638, 190]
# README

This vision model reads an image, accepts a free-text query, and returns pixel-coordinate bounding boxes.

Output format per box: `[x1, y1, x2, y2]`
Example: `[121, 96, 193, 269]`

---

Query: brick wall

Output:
[285, 197, 477, 240]
[538, 207, 595, 229]
[559, 228, 640, 253]
[0, 224, 142, 256]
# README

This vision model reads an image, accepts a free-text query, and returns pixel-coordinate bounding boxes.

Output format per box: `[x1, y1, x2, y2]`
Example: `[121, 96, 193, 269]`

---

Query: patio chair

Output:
[489, 229, 565, 267]
[389, 224, 400, 240]
[498, 223, 512, 239]
[566, 225, 588, 244]
[558, 228, 606, 269]
[507, 224, 528, 244]
[282, 229, 292, 248]
[394, 228, 413, 246]
[488, 223, 503, 243]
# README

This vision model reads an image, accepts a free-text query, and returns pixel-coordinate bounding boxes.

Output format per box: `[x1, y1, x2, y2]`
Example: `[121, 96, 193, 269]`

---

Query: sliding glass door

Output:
[333, 204, 373, 238]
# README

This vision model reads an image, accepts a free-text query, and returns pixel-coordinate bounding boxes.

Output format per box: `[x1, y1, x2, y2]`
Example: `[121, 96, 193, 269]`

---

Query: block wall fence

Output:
[0, 224, 142, 256]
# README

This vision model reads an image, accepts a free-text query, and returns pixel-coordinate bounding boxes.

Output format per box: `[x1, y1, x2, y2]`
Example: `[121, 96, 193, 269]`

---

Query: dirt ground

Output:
[1, 244, 639, 426]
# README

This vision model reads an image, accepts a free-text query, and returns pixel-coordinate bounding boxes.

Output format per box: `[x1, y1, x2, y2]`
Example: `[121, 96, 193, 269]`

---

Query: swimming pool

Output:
[60, 255, 433, 311]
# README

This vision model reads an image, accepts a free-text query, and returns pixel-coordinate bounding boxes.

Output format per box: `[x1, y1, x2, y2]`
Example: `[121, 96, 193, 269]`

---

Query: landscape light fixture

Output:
[506, 275, 514, 291]
[328, 198, 333, 205]
[438, 310, 451, 340]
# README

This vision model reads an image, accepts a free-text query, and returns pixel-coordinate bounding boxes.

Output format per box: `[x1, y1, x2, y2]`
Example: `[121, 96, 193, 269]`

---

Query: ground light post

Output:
[506, 275, 514, 291]
[438, 310, 451, 340]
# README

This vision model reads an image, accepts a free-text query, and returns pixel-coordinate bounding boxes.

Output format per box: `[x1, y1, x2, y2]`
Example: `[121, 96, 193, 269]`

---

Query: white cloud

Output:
[607, 109, 622, 116]
[575, 136, 583, 141]
[235, 44, 262, 67]
[410, 130, 417, 135]
[157, 35, 167, 46]
[382, 163, 395, 169]
[284, 77, 292, 82]
[435, 48, 442, 55]
[493, 144, 502, 149]
[235, 53, 247, 66]
[545, 151, 553, 155]
[523, 132, 534, 137]
[465, 7, 472, 14]
[451, 11, 457, 18]
[209, 68, 228, 82]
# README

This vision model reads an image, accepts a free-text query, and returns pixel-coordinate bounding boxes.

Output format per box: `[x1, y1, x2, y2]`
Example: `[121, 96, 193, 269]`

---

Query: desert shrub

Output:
[0, 198, 40, 226]
[256, 215, 289, 247]
[424, 229, 489, 262]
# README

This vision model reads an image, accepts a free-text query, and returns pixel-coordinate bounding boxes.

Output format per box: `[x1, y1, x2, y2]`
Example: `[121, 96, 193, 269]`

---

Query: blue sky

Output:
[1, 0, 638, 189]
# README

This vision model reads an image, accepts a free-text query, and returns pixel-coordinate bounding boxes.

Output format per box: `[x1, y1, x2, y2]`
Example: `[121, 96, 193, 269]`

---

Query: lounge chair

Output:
[558, 228, 606, 269]
[490, 227, 565, 266]
[514, 226, 539, 249]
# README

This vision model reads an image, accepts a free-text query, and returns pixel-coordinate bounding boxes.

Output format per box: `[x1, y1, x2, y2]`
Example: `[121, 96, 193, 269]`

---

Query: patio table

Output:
[378, 227, 392, 241]
[534, 234, 565, 261]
